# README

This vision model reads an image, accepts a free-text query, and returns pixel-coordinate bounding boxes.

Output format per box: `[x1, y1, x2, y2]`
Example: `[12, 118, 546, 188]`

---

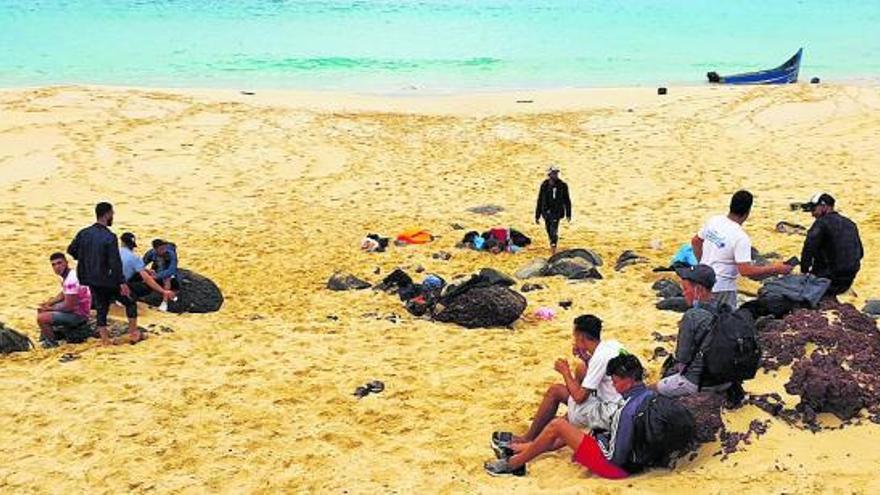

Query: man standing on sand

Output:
[534, 165, 571, 255]
[692, 190, 793, 308]
[67, 202, 145, 345]
[799, 193, 864, 297]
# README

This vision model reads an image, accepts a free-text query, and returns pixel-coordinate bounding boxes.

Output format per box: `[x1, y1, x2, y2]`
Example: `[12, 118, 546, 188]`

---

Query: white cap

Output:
[547, 164, 560, 174]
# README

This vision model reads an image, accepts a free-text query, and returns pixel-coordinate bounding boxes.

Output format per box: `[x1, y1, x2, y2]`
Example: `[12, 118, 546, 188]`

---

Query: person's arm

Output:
[800, 221, 823, 273]
[556, 359, 590, 404]
[139, 270, 171, 299]
[563, 183, 572, 221]
[156, 248, 178, 280]
[535, 183, 544, 222]
[40, 291, 65, 309]
[691, 235, 704, 263]
[58, 293, 79, 313]
[108, 240, 125, 285]
[738, 262, 791, 280]
[67, 231, 80, 260]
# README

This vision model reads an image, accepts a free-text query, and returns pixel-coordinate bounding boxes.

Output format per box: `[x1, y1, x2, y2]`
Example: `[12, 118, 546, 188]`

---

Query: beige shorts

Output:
[566, 394, 623, 431]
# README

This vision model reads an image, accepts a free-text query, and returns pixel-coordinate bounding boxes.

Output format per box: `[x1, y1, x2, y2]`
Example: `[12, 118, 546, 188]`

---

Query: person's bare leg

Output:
[508, 418, 586, 468]
[36, 311, 56, 341]
[128, 318, 145, 344]
[98, 325, 111, 346]
[515, 383, 570, 442]
[510, 437, 566, 454]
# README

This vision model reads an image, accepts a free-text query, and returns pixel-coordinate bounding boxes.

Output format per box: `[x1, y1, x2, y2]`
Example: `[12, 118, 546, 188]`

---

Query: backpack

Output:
[54, 320, 95, 344]
[698, 304, 761, 385]
[0, 324, 34, 354]
[627, 393, 696, 471]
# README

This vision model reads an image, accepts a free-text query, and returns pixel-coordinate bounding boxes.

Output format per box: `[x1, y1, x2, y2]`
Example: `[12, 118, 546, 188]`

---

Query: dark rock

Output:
[614, 250, 648, 271]
[747, 393, 785, 416]
[140, 268, 224, 313]
[559, 300, 573, 309]
[327, 272, 372, 291]
[434, 285, 527, 329]
[450, 223, 465, 230]
[0, 322, 33, 353]
[546, 257, 602, 280]
[432, 251, 453, 261]
[521, 283, 544, 293]
[775, 221, 807, 236]
[466, 204, 505, 215]
[52, 318, 149, 343]
[657, 87, 668, 95]
[652, 346, 669, 360]
[656, 297, 690, 313]
[810, 77, 820, 84]
[678, 393, 725, 443]
[415, 265, 425, 273]
[515, 258, 549, 279]
[548, 249, 603, 267]
[863, 300, 880, 318]
[652, 278, 683, 298]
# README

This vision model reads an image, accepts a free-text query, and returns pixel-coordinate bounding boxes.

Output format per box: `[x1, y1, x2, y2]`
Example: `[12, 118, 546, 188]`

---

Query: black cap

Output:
[675, 264, 716, 290]
[121, 232, 137, 248]
[801, 192, 835, 212]
[152, 238, 168, 249]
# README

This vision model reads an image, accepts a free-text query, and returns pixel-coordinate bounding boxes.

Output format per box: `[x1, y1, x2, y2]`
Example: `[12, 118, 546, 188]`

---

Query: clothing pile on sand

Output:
[457, 227, 531, 254]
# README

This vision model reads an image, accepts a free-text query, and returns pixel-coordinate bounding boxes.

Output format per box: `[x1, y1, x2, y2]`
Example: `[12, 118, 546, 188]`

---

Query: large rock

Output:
[652, 278, 683, 298]
[656, 297, 689, 313]
[53, 318, 150, 343]
[515, 258, 549, 279]
[0, 322, 33, 353]
[548, 248, 603, 267]
[140, 268, 224, 313]
[863, 300, 880, 319]
[546, 257, 602, 280]
[614, 250, 648, 272]
[327, 272, 371, 292]
[434, 285, 527, 329]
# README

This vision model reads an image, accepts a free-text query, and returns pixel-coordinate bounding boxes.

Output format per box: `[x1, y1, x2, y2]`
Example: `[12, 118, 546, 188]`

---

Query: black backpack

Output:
[627, 393, 696, 471]
[699, 304, 761, 385]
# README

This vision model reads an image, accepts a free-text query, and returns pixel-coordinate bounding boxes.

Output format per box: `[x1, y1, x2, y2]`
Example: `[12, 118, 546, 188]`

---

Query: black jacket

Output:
[535, 179, 571, 221]
[801, 212, 863, 278]
[67, 223, 125, 288]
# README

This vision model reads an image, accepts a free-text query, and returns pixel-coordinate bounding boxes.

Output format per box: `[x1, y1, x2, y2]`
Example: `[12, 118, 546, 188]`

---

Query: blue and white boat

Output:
[707, 48, 802, 85]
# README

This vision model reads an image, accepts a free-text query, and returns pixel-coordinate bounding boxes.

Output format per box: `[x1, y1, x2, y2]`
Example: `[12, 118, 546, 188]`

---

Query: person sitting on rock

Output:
[490, 315, 626, 458]
[119, 232, 175, 305]
[485, 354, 651, 478]
[143, 238, 180, 295]
[692, 190, 793, 308]
[654, 264, 742, 402]
[799, 193, 864, 297]
[36, 252, 92, 348]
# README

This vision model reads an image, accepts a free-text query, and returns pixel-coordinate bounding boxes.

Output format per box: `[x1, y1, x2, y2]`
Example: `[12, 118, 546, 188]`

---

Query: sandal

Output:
[367, 380, 385, 393]
[59, 353, 79, 363]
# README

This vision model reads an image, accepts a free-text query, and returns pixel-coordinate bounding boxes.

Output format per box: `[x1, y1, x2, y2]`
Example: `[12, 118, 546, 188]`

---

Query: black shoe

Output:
[484, 458, 526, 477]
[724, 382, 746, 408]
[491, 431, 513, 450]
[40, 338, 59, 349]
[493, 444, 514, 460]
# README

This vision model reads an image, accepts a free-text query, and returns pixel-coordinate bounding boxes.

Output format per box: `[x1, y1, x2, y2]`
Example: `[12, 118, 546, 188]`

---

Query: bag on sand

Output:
[699, 304, 761, 385]
[627, 393, 695, 471]
[0, 324, 34, 354]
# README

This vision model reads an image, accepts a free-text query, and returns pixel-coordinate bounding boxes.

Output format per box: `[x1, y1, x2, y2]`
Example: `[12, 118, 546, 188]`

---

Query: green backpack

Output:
[0, 323, 34, 354]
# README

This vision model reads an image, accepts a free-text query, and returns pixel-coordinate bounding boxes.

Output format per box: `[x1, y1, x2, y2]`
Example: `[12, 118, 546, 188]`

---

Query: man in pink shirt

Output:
[36, 252, 92, 347]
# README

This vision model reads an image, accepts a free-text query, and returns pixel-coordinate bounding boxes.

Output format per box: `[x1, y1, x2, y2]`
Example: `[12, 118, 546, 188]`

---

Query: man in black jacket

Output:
[534, 165, 572, 255]
[68, 202, 144, 345]
[800, 193, 864, 297]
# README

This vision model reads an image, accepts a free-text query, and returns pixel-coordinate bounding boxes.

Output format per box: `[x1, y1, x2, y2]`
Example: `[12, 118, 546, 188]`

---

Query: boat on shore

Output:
[707, 48, 802, 85]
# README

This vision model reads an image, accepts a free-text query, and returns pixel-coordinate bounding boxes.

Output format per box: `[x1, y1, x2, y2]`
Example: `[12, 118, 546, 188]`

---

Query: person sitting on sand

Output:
[692, 190, 793, 308]
[143, 238, 180, 294]
[485, 354, 651, 478]
[654, 264, 740, 400]
[491, 315, 626, 457]
[36, 252, 93, 348]
[119, 232, 175, 305]
[799, 193, 863, 297]
[534, 164, 571, 256]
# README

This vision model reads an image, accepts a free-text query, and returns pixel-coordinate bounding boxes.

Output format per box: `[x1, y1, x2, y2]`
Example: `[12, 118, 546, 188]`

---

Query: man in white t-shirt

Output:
[692, 190, 793, 308]
[490, 315, 627, 458]
[36, 252, 93, 347]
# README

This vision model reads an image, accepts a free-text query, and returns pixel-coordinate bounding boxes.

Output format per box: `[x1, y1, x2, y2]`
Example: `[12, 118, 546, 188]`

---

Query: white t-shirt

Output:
[582, 339, 624, 402]
[698, 215, 752, 292]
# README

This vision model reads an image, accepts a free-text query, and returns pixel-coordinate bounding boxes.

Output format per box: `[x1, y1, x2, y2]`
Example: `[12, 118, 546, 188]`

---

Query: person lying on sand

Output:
[119, 232, 175, 305]
[485, 354, 650, 478]
[491, 315, 627, 459]
[36, 252, 92, 348]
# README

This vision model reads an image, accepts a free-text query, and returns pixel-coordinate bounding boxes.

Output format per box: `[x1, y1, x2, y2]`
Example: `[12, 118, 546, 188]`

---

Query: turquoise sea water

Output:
[1, 1, 878, 91]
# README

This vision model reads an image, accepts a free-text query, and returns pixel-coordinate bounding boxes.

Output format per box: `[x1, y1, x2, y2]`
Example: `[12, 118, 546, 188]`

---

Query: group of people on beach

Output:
[36, 202, 180, 347]
[484, 174, 864, 478]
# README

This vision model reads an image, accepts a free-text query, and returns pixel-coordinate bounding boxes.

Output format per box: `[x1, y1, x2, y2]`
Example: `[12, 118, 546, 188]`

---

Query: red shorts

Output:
[572, 436, 629, 479]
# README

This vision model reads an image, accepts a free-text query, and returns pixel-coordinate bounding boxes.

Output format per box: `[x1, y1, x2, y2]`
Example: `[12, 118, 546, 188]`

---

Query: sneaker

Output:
[493, 445, 514, 460]
[158, 301, 168, 312]
[491, 431, 514, 450]
[40, 338, 59, 349]
[724, 382, 746, 408]
[484, 458, 526, 477]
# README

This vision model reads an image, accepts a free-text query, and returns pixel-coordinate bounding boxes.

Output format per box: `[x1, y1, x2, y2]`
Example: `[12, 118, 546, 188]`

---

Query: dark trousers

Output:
[544, 216, 561, 246]
[90, 285, 137, 326]
[825, 273, 857, 296]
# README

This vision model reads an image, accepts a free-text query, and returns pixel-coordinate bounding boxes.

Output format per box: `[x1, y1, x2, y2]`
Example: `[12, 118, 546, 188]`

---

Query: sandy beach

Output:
[1, 83, 879, 494]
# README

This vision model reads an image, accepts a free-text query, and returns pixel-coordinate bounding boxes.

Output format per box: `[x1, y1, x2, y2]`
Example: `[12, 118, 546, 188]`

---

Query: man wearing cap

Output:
[143, 238, 180, 294]
[654, 264, 736, 399]
[534, 165, 572, 255]
[800, 193, 863, 297]
[692, 190, 793, 308]
[119, 232, 174, 304]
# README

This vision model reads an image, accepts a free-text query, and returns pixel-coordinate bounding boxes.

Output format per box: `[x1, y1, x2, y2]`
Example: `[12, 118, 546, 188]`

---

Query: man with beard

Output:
[67, 202, 144, 345]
